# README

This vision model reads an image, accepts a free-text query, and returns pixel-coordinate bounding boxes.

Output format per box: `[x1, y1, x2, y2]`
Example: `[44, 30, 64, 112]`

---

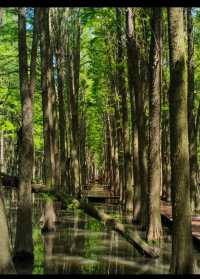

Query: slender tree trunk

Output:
[66, 38, 78, 195]
[126, 7, 141, 220]
[51, 49, 61, 188]
[105, 114, 112, 187]
[55, 34, 67, 189]
[29, 8, 38, 181]
[38, 8, 55, 188]
[72, 10, 81, 194]
[105, 40, 120, 196]
[187, 8, 200, 212]
[65, 12, 80, 195]
[116, 8, 133, 213]
[79, 112, 87, 187]
[126, 8, 146, 224]
[146, 8, 162, 241]
[168, 7, 193, 274]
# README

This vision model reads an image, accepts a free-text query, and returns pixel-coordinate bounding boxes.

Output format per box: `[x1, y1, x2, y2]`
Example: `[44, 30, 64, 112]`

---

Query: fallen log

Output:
[78, 200, 159, 258]
[0, 172, 50, 193]
[0, 173, 18, 188]
[0, 172, 159, 258]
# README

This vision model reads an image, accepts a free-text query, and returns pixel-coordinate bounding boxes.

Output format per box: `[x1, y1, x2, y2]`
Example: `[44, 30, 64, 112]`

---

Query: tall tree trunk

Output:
[116, 8, 133, 213]
[168, 7, 193, 274]
[146, 8, 162, 241]
[126, 7, 141, 220]
[126, 8, 146, 224]
[187, 8, 200, 212]
[14, 7, 35, 261]
[54, 28, 67, 189]
[66, 38, 79, 195]
[29, 8, 38, 181]
[105, 38, 121, 196]
[51, 50, 61, 189]
[72, 9, 81, 194]
[38, 8, 54, 188]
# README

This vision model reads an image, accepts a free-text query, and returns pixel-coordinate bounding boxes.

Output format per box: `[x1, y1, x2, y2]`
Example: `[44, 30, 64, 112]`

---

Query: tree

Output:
[168, 7, 193, 274]
[146, 8, 162, 241]
[51, 8, 67, 190]
[14, 7, 38, 262]
[38, 8, 55, 188]
[187, 7, 200, 212]
[65, 8, 81, 195]
[116, 8, 133, 213]
[126, 8, 148, 227]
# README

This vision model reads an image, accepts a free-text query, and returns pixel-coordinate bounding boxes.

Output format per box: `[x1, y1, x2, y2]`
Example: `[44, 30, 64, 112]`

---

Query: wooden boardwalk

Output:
[81, 184, 120, 202]
[161, 200, 200, 250]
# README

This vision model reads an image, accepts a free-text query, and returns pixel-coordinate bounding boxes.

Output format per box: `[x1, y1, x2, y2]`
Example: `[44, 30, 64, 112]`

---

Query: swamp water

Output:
[3, 188, 200, 274]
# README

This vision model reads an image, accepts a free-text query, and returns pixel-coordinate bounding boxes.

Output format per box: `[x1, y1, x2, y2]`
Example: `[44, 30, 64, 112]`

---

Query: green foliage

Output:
[40, 192, 55, 201]
[67, 198, 80, 209]
[33, 228, 44, 274]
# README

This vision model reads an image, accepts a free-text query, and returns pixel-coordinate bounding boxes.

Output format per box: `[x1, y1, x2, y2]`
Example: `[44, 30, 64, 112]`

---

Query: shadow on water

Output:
[2, 188, 200, 274]
[14, 260, 34, 275]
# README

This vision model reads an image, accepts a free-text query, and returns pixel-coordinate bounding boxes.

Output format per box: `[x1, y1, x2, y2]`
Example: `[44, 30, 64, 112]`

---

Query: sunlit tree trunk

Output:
[168, 7, 193, 274]
[146, 8, 162, 241]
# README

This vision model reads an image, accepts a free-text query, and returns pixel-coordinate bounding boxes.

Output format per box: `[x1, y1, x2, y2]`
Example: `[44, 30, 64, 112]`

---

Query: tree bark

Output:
[40, 199, 56, 233]
[65, 15, 80, 194]
[38, 8, 55, 188]
[53, 12, 67, 189]
[126, 8, 147, 225]
[147, 8, 162, 241]
[116, 8, 133, 213]
[187, 8, 200, 212]
[14, 7, 35, 262]
[168, 7, 193, 274]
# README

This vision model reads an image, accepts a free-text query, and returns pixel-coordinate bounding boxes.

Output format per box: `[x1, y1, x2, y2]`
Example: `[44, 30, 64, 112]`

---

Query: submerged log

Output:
[0, 172, 159, 258]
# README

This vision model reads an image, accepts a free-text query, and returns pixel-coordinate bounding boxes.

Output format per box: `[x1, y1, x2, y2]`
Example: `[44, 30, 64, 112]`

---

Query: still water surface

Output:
[4, 189, 199, 274]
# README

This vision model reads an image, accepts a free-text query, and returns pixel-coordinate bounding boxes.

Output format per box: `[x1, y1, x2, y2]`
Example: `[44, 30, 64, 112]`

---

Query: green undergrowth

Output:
[38, 190, 83, 211]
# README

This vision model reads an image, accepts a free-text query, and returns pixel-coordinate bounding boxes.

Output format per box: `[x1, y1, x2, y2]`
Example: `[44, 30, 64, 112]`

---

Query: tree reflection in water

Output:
[4, 191, 200, 274]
